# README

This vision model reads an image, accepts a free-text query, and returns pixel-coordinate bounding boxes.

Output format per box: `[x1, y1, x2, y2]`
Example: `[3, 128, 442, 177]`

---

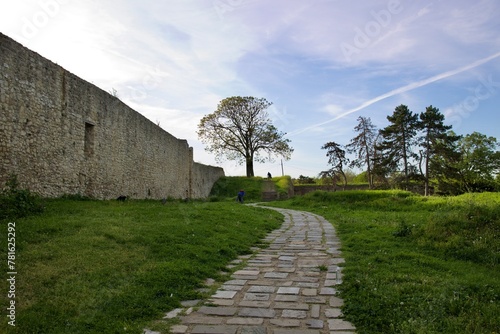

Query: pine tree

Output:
[321, 141, 349, 190]
[377, 105, 420, 190]
[418, 105, 456, 195]
[347, 116, 377, 189]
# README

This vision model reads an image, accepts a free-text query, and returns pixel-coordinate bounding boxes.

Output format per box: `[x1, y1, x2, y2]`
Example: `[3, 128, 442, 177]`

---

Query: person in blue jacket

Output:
[237, 190, 245, 203]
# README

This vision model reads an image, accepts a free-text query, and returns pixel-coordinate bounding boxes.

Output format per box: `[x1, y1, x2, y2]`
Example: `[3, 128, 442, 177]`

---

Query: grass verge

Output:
[0, 199, 282, 333]
[266, 190, 500, 334]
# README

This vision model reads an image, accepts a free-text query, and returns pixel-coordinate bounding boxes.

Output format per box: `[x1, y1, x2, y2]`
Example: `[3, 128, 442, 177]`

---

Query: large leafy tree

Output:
[454, 132, 500, 192]
[347, 116, 377, 189]
[377, 105, 420, 189]
[418, 106, 459, 196]
[321, 141, 349, 190]
[197, 96, 293, 177]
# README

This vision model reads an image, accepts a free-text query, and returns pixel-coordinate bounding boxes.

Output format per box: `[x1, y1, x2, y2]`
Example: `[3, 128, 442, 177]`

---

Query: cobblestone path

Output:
[162, 206, 356, 334]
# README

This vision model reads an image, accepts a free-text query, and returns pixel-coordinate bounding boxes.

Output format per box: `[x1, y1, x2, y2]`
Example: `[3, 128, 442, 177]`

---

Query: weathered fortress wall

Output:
[0, 33, 224, 199]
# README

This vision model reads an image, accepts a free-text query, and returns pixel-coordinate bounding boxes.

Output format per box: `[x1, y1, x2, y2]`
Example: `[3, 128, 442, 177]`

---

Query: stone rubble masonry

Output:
[0, 33, 224, 199]
[159, 206, 356, 334]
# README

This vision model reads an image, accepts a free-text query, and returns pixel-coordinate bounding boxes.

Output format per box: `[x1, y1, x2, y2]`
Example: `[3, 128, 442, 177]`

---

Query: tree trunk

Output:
[364, 140, 373, 189]
[402, 151, 410, 190]
[424, 145, 430, 196]
[366, 157, 373, 189]
[246, 156, 254, 177]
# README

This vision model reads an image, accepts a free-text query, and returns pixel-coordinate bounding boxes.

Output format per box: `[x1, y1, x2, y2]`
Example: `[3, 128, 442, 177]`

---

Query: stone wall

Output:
[0, 33, 224, 199]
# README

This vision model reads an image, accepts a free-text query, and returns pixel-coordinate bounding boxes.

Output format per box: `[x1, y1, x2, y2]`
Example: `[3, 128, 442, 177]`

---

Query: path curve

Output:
[162, 206, 356, 334]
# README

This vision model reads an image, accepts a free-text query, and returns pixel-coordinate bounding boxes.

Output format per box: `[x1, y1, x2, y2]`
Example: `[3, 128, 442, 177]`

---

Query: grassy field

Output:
[2, 181, 499, 333]
[267, 190, 500, 333]
[0, 198, 283, 333]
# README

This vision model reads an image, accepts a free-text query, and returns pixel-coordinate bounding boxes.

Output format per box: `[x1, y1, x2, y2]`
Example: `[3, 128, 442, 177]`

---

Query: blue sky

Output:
[1, 0, 499, 178]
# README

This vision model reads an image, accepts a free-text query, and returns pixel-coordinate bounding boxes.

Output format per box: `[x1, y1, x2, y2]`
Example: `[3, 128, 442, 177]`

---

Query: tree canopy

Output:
[322, 104, 499, 194]
[197, 96, 293, 177]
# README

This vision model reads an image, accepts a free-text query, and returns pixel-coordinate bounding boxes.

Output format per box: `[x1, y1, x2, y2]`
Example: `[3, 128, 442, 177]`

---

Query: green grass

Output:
[0, 199, 283, 333]
[209, 175, 293, 201]
[272, 175, 293, 198]
[266, 190, 500, 334]
[209, 176, 264, 201]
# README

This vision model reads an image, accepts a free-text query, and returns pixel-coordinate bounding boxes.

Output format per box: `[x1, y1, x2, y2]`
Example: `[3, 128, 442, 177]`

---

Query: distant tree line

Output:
[321, 104, 500, 195]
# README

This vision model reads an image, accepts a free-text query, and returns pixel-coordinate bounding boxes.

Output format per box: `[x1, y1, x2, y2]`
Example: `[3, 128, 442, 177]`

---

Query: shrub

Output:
[0, 174, 44, 220]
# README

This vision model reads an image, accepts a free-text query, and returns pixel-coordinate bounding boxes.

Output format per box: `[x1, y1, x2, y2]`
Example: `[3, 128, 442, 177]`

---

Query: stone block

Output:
[224, 280, 247, 286]
[197, 306, 237, 316]
[281, 309, 307, 319]
[181, 316, 224, 325]
[274, 302, 309, 310]
[319, 287, 337, 295]
[329, 296, 344, 307]
[277, 287, 300, 295]
[274, 295, 299, 302]
[212, 290, 237, 299]
[191, 325, 238, 334]
[328, 319, 356, 331]
[226, 318, 263, 325]
[240, 326, 266, 334]
[302, 288, 317, 296]
[243, 293, 270, 301]
[238, 300, 272, 308]
[233, 270, 259, 276]
[238, 308, 276, 318]
[306, 319, 324, 329]
[273, 330, 321, 334]
[303, 296, 327, 304]
[170, 325, 188, 333]
[324, 280, 337, 287]
[264, 272, 288, 279]
[221, 285, 244, 291]
[209, 299, 235, 306]
[325, 308, 342, 318]
[310, 304, 320, 318]
[247, 285, 276, 293]
[270, 319, 301, 327]
[163, 308, 183, 319]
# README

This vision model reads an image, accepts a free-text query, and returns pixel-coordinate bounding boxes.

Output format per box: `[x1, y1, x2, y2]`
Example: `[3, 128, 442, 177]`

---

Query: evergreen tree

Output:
[347, 116, 377, 189]
[371, 133, 389, 186]
[321, 141, 349, 190]
[428, 130, 462, 195]
[418, 105, 457, 195]
[377, 105, 420, 189]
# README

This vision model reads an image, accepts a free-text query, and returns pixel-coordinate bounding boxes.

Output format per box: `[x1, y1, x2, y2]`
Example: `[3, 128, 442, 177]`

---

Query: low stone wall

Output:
[191, 162, 225, 199]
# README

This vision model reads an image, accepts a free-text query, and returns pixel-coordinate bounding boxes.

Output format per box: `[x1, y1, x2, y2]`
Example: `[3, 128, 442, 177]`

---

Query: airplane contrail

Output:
[290, 51, 500, 136]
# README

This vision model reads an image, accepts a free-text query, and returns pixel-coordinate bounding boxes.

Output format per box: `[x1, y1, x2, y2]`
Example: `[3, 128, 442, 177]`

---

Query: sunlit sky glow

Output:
[2, 0, 499, 177]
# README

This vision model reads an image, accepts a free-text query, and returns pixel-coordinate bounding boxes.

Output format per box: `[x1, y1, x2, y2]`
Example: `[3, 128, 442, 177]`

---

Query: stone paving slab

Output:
[155, 206, 356, 334]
